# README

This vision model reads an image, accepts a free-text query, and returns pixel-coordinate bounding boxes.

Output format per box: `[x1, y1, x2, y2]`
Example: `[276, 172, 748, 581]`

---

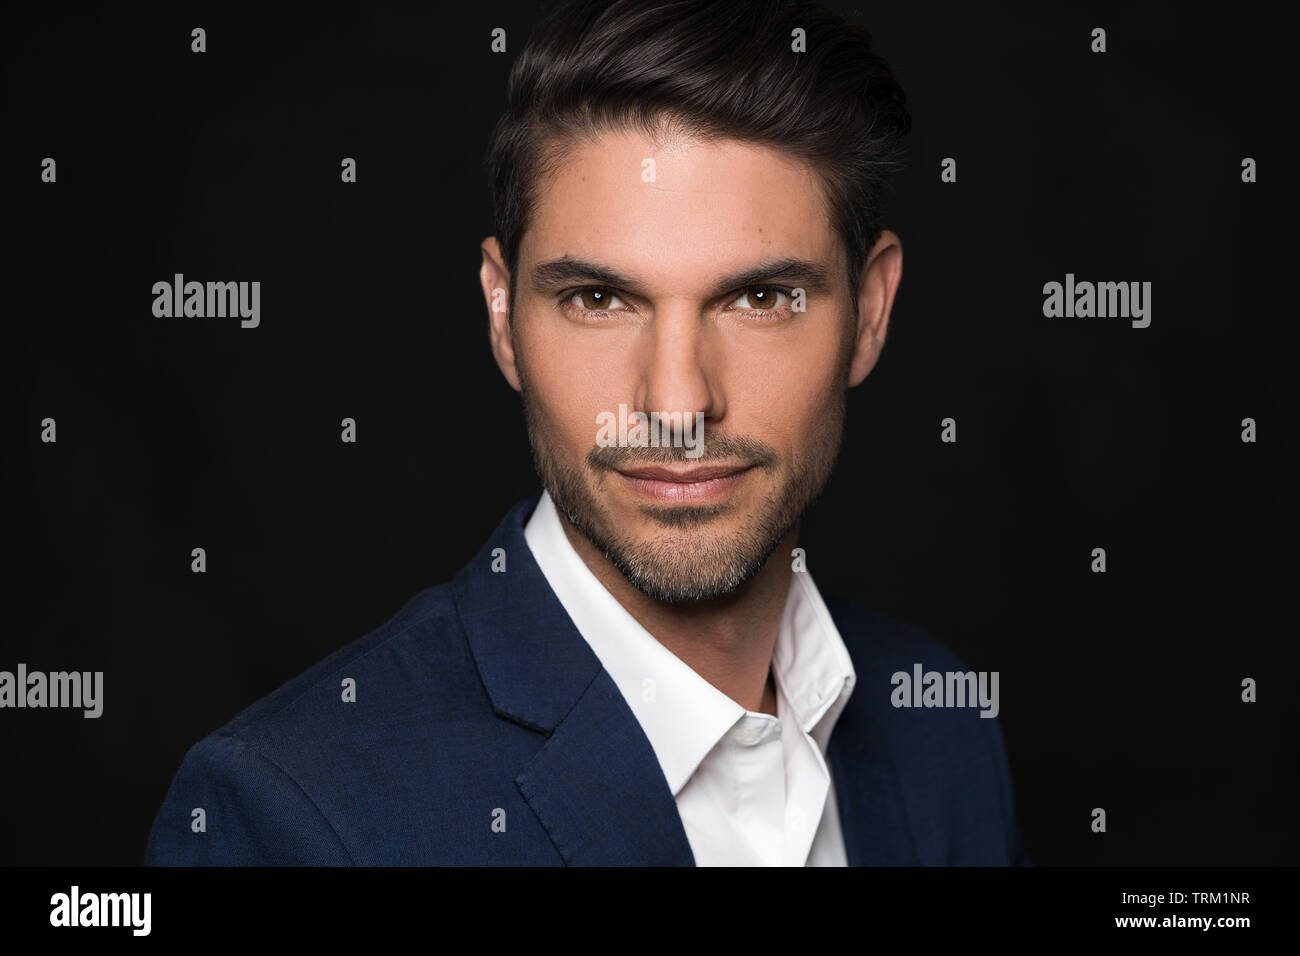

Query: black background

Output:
[3, 0, 1294, 866]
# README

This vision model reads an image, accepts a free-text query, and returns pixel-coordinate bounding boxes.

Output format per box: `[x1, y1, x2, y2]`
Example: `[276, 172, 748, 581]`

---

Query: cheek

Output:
[517, 317, 620, 452]
[724, 323, 846, 444]
[517, 304, 609, 382]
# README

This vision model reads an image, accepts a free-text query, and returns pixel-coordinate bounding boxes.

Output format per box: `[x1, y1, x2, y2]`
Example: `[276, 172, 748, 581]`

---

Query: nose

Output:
[632, 303, 723, 435]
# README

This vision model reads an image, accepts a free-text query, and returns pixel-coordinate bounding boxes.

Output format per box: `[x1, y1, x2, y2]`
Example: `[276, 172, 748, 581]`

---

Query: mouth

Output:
[614, 463, 755, 504]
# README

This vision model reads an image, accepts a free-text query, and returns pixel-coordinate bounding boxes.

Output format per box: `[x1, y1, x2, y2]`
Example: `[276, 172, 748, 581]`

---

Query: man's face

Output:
[500, 127, 859, 603]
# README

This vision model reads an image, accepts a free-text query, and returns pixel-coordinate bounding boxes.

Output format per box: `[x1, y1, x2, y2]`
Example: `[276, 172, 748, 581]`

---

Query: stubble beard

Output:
[519, 384, 846, 605]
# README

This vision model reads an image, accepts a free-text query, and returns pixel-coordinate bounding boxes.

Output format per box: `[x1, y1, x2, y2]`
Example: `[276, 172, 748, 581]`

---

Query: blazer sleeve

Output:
[143, 733, 355, 866]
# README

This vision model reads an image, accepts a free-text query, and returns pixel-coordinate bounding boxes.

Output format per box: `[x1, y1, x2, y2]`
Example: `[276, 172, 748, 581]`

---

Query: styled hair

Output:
[485, 0, 911, 301]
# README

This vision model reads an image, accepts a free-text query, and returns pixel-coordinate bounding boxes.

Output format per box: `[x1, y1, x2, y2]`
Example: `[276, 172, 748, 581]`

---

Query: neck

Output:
[557, 513, 798, 716]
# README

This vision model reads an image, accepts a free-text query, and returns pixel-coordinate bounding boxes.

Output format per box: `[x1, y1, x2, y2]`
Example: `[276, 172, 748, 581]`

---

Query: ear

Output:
[847, 229, 903, 387]
[479, 236, 522, 392]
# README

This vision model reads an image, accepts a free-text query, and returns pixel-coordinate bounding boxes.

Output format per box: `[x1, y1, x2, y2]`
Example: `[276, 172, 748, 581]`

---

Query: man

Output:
[144, 0, 1028, 866]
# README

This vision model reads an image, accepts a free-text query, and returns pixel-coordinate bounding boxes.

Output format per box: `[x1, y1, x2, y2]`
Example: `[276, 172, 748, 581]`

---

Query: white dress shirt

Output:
[523, 490, 857, 866]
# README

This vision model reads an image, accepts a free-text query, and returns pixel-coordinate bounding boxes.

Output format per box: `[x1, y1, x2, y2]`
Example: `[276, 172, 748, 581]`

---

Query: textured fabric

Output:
[143, 493, 1030, 866]
[523, 489, 853, 866]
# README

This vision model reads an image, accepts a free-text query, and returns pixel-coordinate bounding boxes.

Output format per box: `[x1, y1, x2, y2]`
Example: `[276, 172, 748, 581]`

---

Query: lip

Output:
[615, 463, 754, 504]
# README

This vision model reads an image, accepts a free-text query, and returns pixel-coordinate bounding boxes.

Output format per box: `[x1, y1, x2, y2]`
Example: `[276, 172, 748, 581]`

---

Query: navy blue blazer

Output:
[144, 495, 1029, 866]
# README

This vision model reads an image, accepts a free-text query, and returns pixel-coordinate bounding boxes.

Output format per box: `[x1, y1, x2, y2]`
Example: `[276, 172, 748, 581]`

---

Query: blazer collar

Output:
[450, 495, 695, 865]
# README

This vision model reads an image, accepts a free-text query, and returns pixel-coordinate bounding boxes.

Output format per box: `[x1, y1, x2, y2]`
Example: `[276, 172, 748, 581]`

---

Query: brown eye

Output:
[578, 288, 614, 309]
[734, 287, 788, 311]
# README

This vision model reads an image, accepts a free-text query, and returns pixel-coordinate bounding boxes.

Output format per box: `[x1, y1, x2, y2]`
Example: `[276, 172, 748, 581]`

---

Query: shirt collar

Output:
[523, 490, 855, 794]
[775, 563, 857, 753]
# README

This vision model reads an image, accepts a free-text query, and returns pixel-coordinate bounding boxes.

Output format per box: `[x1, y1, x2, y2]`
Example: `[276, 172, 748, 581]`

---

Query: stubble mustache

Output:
[586, 433, 779, 476]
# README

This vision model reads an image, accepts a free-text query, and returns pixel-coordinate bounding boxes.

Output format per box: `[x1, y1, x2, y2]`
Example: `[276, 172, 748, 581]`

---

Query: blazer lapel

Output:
[451, 496, 695, 866]
[515, 670, 696, 865]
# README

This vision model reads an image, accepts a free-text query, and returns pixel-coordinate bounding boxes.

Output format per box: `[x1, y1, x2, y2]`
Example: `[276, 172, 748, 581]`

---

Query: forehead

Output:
[523, 128, 837, 290]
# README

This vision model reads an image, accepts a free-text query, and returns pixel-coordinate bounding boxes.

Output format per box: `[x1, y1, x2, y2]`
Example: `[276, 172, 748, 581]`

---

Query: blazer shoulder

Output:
[144, 581, 496, 864]
[143, 728, 356, 865]
[215, 582, 467, 743]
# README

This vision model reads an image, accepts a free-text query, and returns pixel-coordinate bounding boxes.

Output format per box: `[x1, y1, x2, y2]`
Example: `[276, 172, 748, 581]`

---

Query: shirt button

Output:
[733, 720, 763, 745]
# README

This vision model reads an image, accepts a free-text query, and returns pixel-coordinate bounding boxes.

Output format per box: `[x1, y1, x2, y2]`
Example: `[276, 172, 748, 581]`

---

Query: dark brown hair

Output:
[486, 0, 911, 301]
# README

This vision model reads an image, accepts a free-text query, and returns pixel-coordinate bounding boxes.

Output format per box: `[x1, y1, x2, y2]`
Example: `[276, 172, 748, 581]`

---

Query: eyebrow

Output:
[529, 255, 835, 299]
